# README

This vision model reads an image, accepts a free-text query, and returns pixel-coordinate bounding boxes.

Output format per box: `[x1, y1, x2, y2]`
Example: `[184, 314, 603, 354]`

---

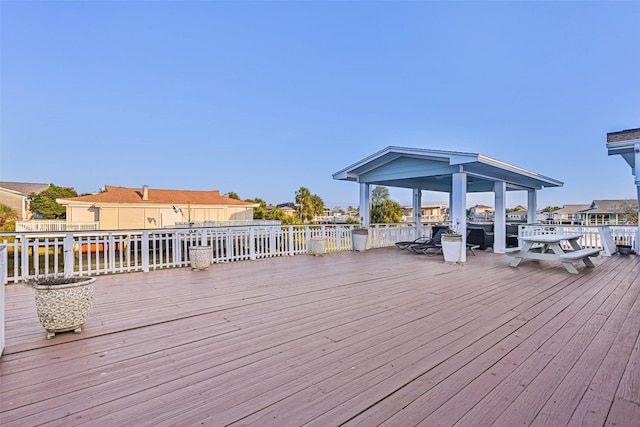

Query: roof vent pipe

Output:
[143, 185, 149, 201]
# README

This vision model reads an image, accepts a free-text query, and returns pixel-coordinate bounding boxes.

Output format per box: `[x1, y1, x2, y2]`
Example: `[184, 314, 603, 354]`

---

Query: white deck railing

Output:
[518, 224, 638, 254]
[15, 220, 99, 232]
[0, 223, 430, 283]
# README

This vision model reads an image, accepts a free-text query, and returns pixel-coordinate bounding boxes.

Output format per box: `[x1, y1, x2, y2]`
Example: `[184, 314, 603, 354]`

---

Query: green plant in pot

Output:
[29, 275, 96, 339]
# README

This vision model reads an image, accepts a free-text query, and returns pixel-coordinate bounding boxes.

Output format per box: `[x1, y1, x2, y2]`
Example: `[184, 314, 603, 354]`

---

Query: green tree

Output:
[295, 187, 324, 223]
[226, 192, 240, 200]
[541, 206, 561, 212]
[310, 194, 324, 218]
[0, 203, 19, 227]
[506, 205, 526, 213]
[29, 184, 77, 219]
[371, 199, 403, 223]
[245, 198, 267, 219]
[372, 186, 390, 204]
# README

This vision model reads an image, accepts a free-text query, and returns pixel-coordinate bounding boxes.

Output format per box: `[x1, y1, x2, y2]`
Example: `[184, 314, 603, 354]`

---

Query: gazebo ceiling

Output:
[332, 146, 563, 193]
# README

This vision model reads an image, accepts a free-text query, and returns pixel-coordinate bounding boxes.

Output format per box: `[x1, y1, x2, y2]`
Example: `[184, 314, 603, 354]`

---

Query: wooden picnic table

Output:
[505, 233, 600, 274]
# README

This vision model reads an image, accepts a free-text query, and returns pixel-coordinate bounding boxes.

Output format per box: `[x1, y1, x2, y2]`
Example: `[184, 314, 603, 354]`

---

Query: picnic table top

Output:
[520, 233, 582, 244]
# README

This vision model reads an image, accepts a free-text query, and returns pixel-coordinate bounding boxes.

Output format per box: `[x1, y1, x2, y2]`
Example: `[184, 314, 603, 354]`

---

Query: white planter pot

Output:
[441, 233, 464, 263]
[309, 238, 326, 256]
[34, 277, 96, 339]
[189, 245, 212, 270]
[352, 229, 369, 252]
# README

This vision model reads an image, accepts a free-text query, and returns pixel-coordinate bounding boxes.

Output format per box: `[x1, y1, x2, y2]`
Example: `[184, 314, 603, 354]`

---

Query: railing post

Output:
[108, 233, 116, 273]
[270, 227, 276, 256]
[249, 227, 256, 260]
[20, 234, 29, 280]
[63, 233, 75, 278]
[142, 231, 150, 272]
[288, 225, 295, 256]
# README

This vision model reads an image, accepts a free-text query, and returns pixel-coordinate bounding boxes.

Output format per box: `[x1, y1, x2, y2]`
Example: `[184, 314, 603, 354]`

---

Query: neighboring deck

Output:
[1, 249, 639, 426]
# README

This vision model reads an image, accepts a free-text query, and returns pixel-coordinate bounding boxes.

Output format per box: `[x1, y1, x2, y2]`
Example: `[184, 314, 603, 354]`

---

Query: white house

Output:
[0, 182, 50, 220]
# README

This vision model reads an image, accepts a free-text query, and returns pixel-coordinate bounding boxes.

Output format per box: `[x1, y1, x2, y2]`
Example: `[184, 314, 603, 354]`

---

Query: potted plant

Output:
[615, 239, 632, 255]
[30, 275, 96, 339]
[352, 217, 369, 252]
[441, 219, 464, 263]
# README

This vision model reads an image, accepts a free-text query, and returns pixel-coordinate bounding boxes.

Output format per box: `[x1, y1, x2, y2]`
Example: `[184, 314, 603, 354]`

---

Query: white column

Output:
[0, 245, 6, 358]
[494, 181, 506, 253]
[451, 172, 467, 262]
[634, 143, 640, 223]
[359, 183, 371, 227]
[527, 189, 538, 224]
[412, 188, 422, 236]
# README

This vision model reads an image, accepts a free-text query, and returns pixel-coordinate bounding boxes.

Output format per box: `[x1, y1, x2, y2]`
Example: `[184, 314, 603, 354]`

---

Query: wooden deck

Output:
[1, 249, 639, 426]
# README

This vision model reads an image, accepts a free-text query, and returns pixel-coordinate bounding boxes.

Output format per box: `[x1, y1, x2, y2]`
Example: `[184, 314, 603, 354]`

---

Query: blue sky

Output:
[2, 1, 639, 210]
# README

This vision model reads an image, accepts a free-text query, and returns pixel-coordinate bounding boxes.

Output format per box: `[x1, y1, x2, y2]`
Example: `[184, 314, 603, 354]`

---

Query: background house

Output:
[469, 204, 494, 222]
[57, 185, 259, 230]
[582, 199, 638, 225]
[549, 200, 638, 225]
[0, 182, 50, 220]
[401, 205, 448, 223]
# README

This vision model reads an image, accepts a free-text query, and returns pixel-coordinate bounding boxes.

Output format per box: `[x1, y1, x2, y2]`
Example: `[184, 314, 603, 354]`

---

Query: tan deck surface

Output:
[1, 248, 639, 426]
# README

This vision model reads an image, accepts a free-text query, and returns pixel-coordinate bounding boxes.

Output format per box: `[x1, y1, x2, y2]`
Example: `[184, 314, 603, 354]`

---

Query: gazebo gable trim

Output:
[333, 146, 563, 190]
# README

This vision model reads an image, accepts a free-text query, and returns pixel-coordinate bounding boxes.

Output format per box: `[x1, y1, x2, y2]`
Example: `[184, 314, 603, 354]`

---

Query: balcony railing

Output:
[0, 223, 430, 283]
[15, 220, 99, 232]
[519, 224, 638, 255]
[3, 223, 636, 285]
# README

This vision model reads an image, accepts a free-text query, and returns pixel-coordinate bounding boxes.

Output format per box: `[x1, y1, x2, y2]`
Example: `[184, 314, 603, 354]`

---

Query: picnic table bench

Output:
[506, 233, 600, 274]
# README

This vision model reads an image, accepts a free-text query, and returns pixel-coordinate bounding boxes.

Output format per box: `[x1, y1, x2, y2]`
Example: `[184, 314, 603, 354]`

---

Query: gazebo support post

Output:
[494, 181, 507, 253]
[412, 188, 422, 238]
[527, 189, 538, 224]
[451, 172, 467, 263]
[359, 183, 371, 228]
[635, 143, 640, 222]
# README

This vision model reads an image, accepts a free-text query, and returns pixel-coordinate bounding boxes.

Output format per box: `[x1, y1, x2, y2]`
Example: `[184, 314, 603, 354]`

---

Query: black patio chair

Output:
[411, 229, 445, 255]
[395, 235, 432, 250]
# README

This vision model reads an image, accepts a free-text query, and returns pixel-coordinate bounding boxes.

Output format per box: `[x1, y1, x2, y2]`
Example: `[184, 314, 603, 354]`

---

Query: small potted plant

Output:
[30, 274, 96, 339]
[615, 239, 632, 255]
[442, 219, 464, 263]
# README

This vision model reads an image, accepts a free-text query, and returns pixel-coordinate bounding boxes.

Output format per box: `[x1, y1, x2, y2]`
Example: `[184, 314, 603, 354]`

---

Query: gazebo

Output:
[333, 146, 563, 261]
[606, 128, 640, 219]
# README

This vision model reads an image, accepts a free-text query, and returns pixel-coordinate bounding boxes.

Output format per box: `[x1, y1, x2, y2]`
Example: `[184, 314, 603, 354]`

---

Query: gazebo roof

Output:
[607, 128, 640, 169]
[332, 146, 563, 193]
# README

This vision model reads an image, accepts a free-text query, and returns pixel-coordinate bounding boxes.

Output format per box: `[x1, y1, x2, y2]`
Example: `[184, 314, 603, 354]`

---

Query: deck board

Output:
[1, 248, 639, 426]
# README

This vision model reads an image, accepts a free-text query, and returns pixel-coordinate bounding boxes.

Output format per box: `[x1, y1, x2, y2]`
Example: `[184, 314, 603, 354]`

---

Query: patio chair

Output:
[413, 229, 479, 257]
[411, 229, 445, 255]
[395, 235, 432, 250]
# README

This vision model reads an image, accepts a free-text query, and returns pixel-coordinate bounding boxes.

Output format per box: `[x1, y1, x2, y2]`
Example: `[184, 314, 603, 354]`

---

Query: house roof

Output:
[553, 204, 592, 214]
[58, 185, 258, 207]
[586, 199, 637, 214]
[0, 181, 50, 197]
[332, 146, 563, 193]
